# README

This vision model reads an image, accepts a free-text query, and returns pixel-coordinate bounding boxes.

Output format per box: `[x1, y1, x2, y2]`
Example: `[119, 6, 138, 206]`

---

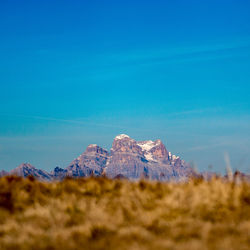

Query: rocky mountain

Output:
[1, 134, 197, 181]
[56, 134, 195, 181]
[9, 163, 52, 181]
[104, 134, 195, 181]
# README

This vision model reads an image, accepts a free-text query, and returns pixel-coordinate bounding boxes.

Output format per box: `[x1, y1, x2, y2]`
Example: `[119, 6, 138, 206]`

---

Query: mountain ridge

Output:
[1, 134, 197, 181]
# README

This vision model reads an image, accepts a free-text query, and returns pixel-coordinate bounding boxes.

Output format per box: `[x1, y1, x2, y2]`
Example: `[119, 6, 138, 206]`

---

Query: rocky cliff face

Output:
[65, 144, 108, 178]
[1, 134, 196, 181]
[104, 135, 146, 179]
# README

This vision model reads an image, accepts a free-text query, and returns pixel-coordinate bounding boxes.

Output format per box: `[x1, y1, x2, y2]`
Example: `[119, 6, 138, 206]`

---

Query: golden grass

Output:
[0, 176, 249, 250]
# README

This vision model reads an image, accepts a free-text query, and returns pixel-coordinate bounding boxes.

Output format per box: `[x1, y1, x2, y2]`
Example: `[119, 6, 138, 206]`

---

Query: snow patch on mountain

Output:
[144, 152, 154, 161]
[115, 134, 130, 140]
[137, 140, 161, 161]
[137, 140, 160, 151]
[137, 140, 154, 151]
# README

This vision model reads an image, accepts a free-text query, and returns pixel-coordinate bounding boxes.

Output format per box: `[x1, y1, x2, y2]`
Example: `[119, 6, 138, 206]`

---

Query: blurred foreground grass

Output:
[0, 176, 249, 250]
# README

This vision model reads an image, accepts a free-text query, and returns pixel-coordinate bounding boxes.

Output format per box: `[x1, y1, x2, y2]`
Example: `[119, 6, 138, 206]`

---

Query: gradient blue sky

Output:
[0, 0, 250, 173]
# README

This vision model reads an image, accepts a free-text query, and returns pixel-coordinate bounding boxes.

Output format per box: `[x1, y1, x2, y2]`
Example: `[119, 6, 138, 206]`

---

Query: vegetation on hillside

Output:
[0, 176, 249, 250]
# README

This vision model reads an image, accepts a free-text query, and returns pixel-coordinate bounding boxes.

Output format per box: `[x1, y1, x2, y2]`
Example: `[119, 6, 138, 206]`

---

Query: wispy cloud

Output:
[187, 142, 227, 152]
[167, 107, 224, 117]
[93, 38, 250, 68]
[86, 38, 250, 81]
[0, 113, 155, 133]
[1, 113, 127, 129]
[186, 136, 250, 152]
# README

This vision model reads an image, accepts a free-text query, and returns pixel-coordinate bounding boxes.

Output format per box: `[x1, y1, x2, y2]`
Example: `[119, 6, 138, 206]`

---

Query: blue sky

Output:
[0, 0, 250, 173]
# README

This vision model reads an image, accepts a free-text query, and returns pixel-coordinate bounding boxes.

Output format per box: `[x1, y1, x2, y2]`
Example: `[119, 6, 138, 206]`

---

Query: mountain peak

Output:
[10, 163, 52, 181]
[85, 144, 108, 155]
[111, 134, 142, 154]
[115, 134, 131, 140]
[17, 163, 35, 169]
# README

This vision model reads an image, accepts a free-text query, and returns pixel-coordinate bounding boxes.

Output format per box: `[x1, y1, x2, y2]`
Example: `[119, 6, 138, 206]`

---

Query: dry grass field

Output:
[0, 176, 249, 250]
